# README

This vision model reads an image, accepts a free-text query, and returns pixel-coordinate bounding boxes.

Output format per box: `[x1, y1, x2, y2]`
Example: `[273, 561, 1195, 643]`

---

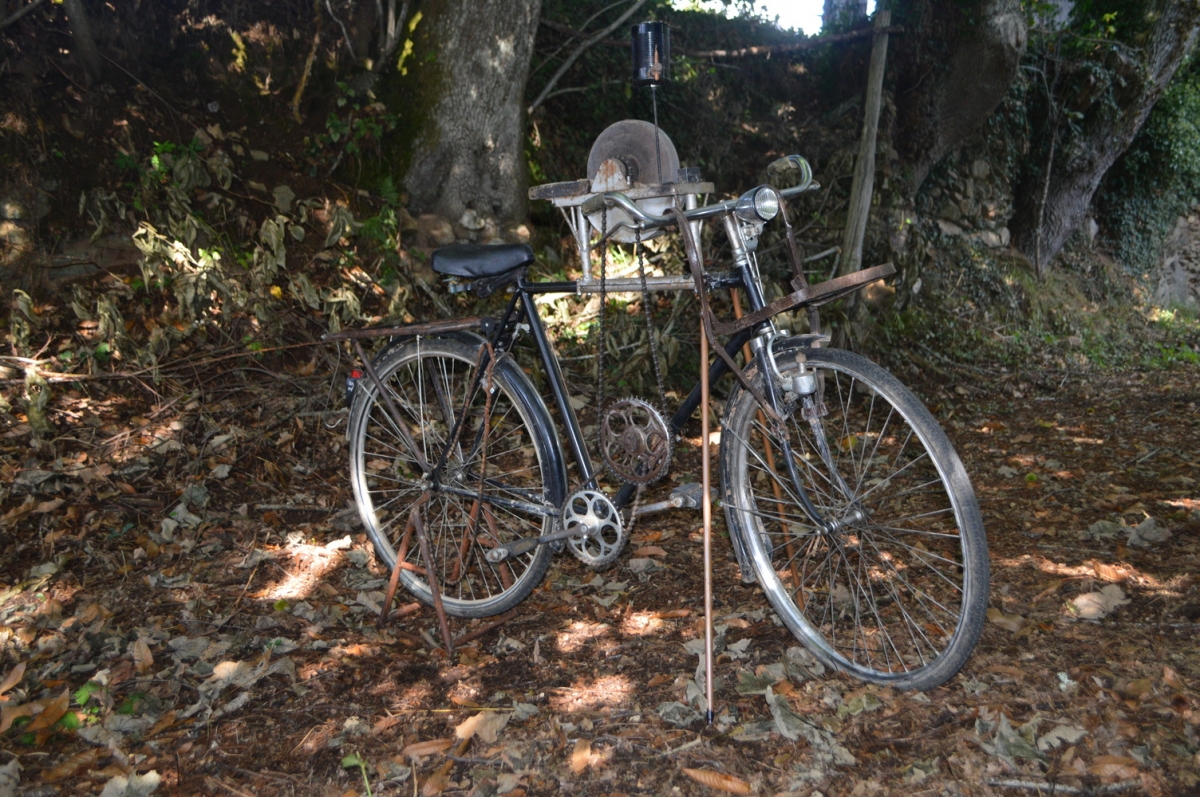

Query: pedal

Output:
[670, 482, 704, 509]
[632, 482, 706, 517]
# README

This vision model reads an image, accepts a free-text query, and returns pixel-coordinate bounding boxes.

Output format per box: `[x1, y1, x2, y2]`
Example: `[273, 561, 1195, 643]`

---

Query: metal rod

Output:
[413, 505, 455, 656]
[700, 315, 715, 725]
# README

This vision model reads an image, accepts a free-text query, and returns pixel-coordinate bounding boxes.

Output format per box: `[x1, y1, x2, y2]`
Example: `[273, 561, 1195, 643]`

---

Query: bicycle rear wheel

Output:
[719, 346, 988, 690]
[348, 335, 565, 618]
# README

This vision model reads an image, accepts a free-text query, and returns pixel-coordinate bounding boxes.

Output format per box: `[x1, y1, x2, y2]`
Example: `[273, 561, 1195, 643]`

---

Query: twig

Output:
[987, 778, 1141, 795]
[528, 0, 648, 113]
[654, 735, 704, 757]
[451, 608, 520, 648]
[99, 54, 183, 121]
[0, 0, 45, 31]
[325, 0, 357, 61]
[681, 25, 904, 58]
[253, 504, 338, 512]
[292, 0, 322, 122]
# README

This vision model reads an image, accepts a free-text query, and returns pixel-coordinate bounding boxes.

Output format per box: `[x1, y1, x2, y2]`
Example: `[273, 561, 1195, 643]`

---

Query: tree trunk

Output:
[61, 0, 103, 85]
[394, 0, 542, 228]
[892, 0, 1027, 195]
[823, 0, 867, 29]
[1010, 2, 1200, 269]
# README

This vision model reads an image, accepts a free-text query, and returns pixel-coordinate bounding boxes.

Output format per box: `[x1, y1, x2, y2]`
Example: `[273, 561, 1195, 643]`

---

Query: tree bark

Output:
[891, 0, 1027, 195]
[394, 0, 542, 227]
[1009, 2, 1200, 268]
[61, 0, 103, 85]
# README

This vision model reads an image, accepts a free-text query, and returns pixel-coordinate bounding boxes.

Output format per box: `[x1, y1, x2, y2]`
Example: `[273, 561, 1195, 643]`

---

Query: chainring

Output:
[599, 397, 672, 484]
[562, 490, 626, 568]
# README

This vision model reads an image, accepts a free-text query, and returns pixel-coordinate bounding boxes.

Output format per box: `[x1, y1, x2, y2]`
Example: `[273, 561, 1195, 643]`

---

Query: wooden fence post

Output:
[837, 7, 891, 281]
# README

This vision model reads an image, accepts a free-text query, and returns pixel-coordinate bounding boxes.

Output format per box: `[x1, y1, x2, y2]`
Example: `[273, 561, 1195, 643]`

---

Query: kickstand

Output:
[375, 495, 524, 658]
[412, 505, 456, 657]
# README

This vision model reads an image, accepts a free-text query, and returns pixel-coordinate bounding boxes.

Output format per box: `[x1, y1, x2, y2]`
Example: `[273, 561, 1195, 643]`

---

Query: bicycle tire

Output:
[719, 345, 988, 690]
[348, 334, 566, 618]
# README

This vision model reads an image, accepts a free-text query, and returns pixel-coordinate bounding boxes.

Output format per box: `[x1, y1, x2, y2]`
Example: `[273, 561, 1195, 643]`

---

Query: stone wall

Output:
[1154, 211, 1200, 312]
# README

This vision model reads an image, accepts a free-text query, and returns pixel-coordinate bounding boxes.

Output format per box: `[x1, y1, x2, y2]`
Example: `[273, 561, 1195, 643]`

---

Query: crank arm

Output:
[485, 524, 578, 562]
[434, 484, 557, 519]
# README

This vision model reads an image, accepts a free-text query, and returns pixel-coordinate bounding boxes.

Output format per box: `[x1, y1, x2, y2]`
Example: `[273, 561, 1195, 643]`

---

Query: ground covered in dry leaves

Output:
[1, 353, 1199, 797]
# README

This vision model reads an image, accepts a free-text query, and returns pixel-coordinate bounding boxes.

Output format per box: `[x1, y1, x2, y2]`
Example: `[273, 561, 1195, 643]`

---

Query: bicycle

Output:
[323, 153, 989, 692]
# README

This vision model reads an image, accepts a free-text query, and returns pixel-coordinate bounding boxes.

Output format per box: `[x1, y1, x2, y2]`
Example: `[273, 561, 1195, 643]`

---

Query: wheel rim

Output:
[727, 355, 982, 683]
[351, 346, 553, 611]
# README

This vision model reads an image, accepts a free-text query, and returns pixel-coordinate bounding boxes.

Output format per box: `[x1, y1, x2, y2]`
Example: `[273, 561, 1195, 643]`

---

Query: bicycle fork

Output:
[727, 339, 865, 581]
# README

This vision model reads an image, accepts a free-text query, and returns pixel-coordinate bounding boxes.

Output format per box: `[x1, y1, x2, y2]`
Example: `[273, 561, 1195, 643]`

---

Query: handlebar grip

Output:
[767, 155, 812, 189]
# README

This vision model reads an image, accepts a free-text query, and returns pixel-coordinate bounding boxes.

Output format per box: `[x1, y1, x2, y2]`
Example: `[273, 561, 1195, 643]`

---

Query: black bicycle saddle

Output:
[430, 244, 535, 279]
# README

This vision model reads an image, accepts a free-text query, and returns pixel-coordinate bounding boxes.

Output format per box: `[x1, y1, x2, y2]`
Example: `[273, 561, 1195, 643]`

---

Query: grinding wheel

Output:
[586, 120, 681, 243]
[587, 120, 680, 187]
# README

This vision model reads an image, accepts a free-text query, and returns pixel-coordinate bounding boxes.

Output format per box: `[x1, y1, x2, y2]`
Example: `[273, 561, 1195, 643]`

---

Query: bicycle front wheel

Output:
[348, 335, 566, 618]
[719, 346, 988, 690]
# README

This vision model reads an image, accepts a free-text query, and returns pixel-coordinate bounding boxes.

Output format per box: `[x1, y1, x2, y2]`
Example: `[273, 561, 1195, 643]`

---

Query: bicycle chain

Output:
[634, 228, 668, 404]
[596, 206, 609, 459]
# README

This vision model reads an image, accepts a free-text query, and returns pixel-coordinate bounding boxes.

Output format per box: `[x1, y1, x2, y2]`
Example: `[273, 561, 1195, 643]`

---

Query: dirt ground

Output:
[1, 353, 1198, 797]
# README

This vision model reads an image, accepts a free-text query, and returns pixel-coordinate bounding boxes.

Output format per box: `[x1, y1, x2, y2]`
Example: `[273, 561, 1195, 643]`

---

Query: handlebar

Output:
[581, 154, 819, 231]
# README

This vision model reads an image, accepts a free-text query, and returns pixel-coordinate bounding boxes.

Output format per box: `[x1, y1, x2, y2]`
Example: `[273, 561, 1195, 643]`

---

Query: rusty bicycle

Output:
[323, 124, 989, 691]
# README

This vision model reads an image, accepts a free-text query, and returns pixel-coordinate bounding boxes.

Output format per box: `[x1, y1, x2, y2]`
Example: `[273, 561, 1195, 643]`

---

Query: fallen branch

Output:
[987, 779, 1142, 795]
[0, 0, 45, 31]
[528, 0, 648, 113]
[537, 19, 903, 60]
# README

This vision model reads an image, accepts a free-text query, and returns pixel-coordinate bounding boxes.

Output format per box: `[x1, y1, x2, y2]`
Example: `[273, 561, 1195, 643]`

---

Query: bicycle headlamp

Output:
[735, 185, 781, 223]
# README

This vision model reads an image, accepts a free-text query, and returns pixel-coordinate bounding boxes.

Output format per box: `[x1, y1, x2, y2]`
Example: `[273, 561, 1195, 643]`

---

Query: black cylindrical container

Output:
[631, 22, 670, 85]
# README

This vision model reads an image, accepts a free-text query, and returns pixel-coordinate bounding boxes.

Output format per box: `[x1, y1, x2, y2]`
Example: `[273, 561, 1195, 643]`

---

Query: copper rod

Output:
[700, 314, 715, 725]
[413, 507, 455, 656]
[378, 498, 421, 627]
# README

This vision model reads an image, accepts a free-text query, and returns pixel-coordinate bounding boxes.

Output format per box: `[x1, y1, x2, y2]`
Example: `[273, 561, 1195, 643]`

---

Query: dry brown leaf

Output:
[1120, 679, 1153, 700]
[454, 711, 510, 743]
[1088, 754, 1138, 781]
[0, 497, 36, 527]
[984, 664, 1025, 678]
[0, 701, 37, 734]
[987, 607, 1025, 633]
[43, 748, 102, 782]
[1164, 666, 1185, 691]
[0, 663, 25, 699]
[24, 689, 69, 732]
[34, 498, 65, 514]
[132, 637, 154, 674]
[421, 761, 453, 796]
[146, 709, 176, 739]
[570, 739, 593, 774]
[681, 767, 752, 794]
[401, 738, 454, 758]
[449, 695, 480, 708]
[633, 546, 668, 557]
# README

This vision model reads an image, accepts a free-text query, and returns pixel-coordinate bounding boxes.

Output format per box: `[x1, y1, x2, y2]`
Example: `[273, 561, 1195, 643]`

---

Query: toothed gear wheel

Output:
[562, 490, 626, 568]
[600, 397, 672, 484]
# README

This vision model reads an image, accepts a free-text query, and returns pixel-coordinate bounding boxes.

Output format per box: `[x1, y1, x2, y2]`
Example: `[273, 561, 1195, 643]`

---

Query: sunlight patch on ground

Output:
[257, 539, 348, 601]
[620, 611, 664, 637]
[550, 675, 633, 712]
[556, 621, 610, 653]
[999, 554, 1186, 596]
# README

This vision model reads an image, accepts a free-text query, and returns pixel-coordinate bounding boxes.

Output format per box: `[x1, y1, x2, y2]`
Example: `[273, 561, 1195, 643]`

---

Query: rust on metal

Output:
[711, 263, 896, 336]
[323, 316, 483, 342]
